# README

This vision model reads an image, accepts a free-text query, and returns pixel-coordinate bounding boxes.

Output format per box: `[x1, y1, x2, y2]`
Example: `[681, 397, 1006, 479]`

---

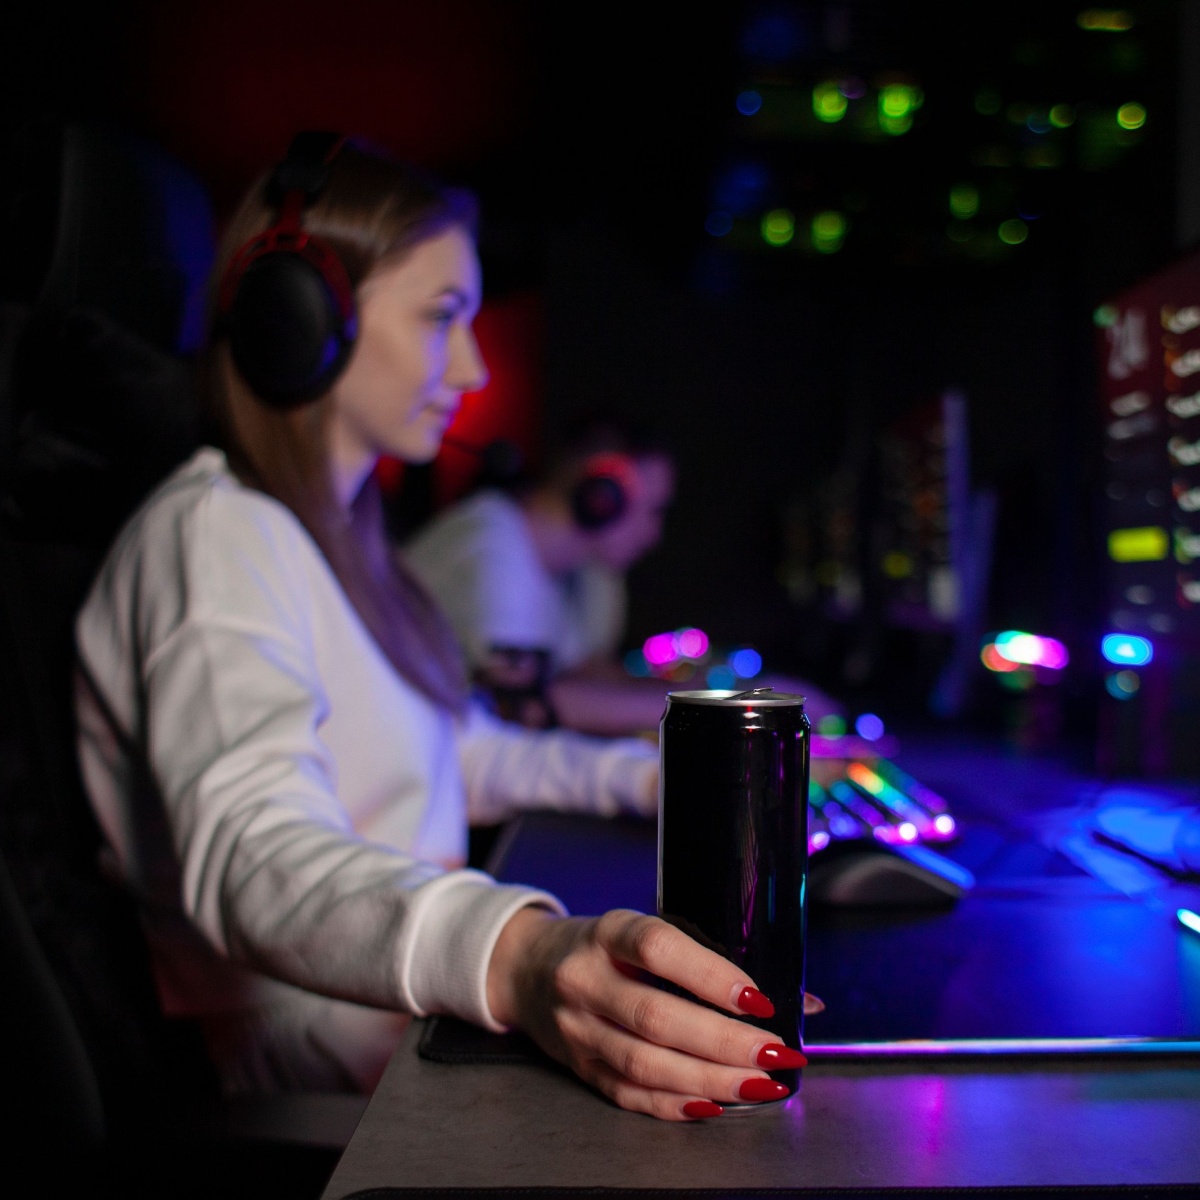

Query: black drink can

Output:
[658, 688, 810, 1093]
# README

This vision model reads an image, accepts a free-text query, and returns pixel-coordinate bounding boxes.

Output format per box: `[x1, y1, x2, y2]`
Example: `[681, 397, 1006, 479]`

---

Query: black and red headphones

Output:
[570, 452, 640, 531]
[216, 131, 358, 408]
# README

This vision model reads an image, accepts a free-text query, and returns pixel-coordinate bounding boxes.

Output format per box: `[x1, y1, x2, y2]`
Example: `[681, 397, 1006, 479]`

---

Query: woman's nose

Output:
[449, 325, 489, 394]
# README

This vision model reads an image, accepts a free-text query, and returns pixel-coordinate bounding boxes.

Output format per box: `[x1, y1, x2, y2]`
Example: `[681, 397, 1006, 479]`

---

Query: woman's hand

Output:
[486, 907, 814, 1121]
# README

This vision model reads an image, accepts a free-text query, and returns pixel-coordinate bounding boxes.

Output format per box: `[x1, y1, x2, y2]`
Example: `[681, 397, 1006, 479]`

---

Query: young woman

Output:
[74, 136, 811, 1119]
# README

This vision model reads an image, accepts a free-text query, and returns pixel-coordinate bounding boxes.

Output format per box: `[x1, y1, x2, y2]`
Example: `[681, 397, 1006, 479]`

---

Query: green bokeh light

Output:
[761, 208, 795, 247]
[998, 218, 1028, 245]
[1117, 102, 1146, 130]
[811, 210, 846, 253]
[878, 84, 922, 136]
[949, 183, 980, 219]
[813, 82, 848, 123]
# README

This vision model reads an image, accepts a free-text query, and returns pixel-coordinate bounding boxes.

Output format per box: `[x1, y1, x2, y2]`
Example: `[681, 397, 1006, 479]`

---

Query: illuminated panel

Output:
[1179, 908, 1200, 936]
[1108, 526, 1169, 562]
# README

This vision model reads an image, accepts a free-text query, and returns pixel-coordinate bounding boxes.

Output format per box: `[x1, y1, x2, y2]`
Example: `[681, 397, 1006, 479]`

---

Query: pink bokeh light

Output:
[643, 632, 680, 667]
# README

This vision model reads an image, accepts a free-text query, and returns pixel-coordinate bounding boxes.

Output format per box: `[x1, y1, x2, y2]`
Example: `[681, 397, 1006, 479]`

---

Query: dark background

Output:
[1, 0, 1191, 751]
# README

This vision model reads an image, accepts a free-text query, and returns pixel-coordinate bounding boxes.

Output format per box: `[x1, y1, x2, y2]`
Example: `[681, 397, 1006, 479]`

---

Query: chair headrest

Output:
[36, 122, 216, 356]
[7, 307, 202, 545]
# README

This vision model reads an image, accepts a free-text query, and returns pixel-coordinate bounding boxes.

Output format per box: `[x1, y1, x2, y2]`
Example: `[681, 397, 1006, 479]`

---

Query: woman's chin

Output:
[389, 433, 442, 464]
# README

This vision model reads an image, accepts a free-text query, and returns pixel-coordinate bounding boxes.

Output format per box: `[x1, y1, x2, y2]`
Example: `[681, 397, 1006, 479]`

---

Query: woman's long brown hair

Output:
[202, 143, 476, 711]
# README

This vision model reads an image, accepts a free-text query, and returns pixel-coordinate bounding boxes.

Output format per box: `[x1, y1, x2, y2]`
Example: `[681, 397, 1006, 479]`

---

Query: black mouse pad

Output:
[417, 1015, 542, 1065]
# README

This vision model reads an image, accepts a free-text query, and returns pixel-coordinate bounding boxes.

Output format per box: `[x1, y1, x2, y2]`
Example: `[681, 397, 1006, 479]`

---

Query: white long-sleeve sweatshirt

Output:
[75, 448, 658, 1035]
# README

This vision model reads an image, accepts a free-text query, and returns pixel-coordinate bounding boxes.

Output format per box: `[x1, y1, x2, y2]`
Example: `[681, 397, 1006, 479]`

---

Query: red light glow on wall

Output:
[435, 289, 543, 507]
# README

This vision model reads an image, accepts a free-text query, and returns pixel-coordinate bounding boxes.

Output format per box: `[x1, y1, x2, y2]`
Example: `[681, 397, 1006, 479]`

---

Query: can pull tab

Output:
[729, 686, 775, 700]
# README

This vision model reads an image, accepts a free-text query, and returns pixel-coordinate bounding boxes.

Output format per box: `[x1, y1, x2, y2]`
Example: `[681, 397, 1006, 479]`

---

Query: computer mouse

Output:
[808, 838, 974, 907]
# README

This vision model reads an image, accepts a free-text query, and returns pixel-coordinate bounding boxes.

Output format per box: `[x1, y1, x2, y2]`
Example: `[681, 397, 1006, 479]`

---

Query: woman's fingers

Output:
[593, 910, 767, 1017]
[585, 1059, 725, 1122]
[563, 1008, 787, 1105]
[570, 966, 773, 1069]
[804, 992, 825, 1015]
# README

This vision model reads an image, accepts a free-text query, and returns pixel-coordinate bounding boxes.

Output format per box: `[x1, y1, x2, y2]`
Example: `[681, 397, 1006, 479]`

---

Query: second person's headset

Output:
[216, 131, 358, 408]
[569, 452, 640, 531]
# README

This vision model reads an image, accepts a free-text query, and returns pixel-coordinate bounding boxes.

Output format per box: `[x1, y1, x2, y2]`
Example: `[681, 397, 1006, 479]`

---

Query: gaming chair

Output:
[0, 121, 358, 1197]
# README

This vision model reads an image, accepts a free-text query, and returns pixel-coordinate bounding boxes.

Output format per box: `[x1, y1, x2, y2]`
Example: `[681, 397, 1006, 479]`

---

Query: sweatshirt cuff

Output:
[397, 869, 567, 1032]
[604, 738, 660, 817]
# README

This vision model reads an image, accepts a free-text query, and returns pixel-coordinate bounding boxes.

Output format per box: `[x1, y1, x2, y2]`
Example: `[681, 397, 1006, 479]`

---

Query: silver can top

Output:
[665, 687, 806, 708]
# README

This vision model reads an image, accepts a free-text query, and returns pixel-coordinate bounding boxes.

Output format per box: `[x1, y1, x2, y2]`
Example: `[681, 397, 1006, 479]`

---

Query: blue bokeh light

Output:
[1101, 633, 1153, 666]
[855, 712, 885, 741]
[736, 90, 763, 116]
[729, 648, 763, 678]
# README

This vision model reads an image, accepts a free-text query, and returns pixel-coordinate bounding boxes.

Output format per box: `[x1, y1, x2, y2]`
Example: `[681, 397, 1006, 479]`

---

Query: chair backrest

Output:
[0, 120, 218, 1146]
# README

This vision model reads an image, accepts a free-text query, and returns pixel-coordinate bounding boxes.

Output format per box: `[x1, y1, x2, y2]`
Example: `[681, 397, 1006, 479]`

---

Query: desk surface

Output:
[322, 737, 1200, 1196]
[323, 1021, 1200, 1196]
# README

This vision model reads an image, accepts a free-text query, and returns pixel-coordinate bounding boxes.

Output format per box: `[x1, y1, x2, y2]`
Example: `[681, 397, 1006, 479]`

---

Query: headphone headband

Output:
[265, 131, 346, 207]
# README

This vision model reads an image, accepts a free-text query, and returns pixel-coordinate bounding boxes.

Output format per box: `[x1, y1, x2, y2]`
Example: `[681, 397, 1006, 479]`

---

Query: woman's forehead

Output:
[363, 226, 481, 299]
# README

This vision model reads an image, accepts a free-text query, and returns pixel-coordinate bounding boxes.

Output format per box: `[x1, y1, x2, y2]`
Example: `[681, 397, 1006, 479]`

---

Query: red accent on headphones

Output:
[583, 453, 640, 497]
[571, 452, 640, 530]
[216, 187, 355, 327]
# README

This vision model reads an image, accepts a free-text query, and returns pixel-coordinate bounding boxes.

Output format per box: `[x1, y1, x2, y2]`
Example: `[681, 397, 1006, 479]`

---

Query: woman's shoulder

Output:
[118, 446, 305, 556]
[86, 446, 319, 625]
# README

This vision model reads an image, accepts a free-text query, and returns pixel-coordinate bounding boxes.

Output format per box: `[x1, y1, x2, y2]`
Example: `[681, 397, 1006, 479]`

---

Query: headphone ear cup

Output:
[571, 473, 628, 530]
[225, 251, 355, 408]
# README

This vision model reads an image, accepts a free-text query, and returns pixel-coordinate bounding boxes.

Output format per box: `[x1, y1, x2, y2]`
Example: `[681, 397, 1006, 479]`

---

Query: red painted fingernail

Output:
[738, 1077, 790, 1102]
[736, 986, 775, 1018]
[682, 1100, 724, 1119]
[755, 1043, 808, 1069]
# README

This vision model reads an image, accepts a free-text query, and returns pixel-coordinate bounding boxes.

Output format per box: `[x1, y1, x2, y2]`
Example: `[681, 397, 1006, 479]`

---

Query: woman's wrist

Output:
[485, 904, 557, 1028]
